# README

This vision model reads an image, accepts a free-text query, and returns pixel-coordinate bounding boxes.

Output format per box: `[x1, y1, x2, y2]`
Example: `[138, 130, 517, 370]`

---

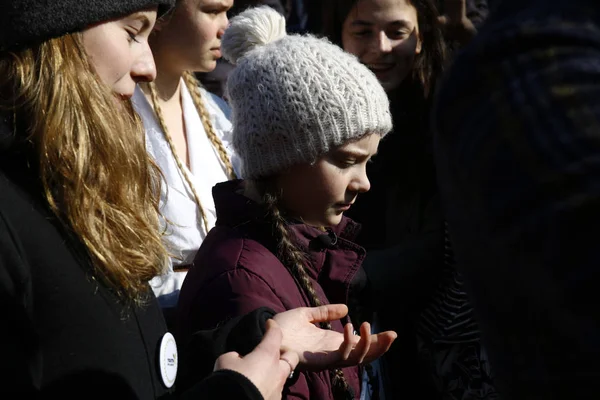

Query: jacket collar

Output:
[212, 179, 362, 244]
[213, 179, 365, 305]
[213, 180, 366, 304]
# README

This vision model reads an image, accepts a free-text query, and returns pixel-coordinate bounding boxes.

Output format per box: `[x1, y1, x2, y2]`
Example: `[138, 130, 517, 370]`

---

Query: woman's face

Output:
[276, 134, 380, 228]
[151, 0, 233, 73]
[82, 9, 158, 99]
[341, 0, 422, 92]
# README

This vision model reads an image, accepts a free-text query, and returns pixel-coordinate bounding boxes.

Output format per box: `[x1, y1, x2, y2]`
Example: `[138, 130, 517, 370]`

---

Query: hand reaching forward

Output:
[214, 319, 298, 400]
[273, 304, 397, 371]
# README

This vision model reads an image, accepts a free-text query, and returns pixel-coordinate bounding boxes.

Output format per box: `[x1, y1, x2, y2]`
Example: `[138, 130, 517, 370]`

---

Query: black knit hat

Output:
[1, 0, 175, 51]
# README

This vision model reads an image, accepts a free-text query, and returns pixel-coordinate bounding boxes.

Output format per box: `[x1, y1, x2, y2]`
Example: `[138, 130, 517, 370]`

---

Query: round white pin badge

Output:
[158, 332, 178, 388]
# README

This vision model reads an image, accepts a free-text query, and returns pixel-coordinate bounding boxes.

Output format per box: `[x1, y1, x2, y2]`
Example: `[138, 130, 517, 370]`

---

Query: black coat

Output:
[0, 117, 267, 399]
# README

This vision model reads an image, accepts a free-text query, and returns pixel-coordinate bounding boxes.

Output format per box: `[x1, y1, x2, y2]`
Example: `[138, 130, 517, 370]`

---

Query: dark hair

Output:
[320, 0, 446, 98]
[256, 178, 353, 400]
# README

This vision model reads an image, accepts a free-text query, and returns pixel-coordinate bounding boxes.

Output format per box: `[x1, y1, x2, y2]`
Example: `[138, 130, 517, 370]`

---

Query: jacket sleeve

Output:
[178, 268, 309, 400]
[433, 1, 600, 398]
[176, 306, 275, 394]
[183, 268, 287, 332]
[180, 370, 264, 400]
[0, 210, 40, 398]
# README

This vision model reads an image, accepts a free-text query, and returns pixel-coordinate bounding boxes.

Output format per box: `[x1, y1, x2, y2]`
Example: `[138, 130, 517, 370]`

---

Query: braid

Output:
[144, 81, 210, 234]
[263, 187, 324, 312]
[182, 71, 237, 180]
[331, 369, 353, 400]
[261, 181, 353, 400]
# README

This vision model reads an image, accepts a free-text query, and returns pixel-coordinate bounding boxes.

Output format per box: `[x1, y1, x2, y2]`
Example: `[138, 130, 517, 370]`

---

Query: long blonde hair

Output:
[144, 71, 236, 233]
[0, 34, 168, 304]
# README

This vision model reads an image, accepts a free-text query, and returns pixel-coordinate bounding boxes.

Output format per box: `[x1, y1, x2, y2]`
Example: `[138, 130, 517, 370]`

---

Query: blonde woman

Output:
[132, 0, 237, 307]
[0, 0, 290, 397]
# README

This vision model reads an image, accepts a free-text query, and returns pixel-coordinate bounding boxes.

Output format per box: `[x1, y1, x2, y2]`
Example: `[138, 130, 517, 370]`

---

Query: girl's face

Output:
[82, 9, 158, 99]
[276, 133, 380, 227]
[152, 0, 233, 73]
[341, 0, 422, 92]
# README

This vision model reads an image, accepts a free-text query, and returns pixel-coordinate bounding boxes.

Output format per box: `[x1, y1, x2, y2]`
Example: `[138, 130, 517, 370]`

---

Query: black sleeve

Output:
[0, 211, 41, 398]
[180, 370, 263, 400]
[176, 307, 275, 395]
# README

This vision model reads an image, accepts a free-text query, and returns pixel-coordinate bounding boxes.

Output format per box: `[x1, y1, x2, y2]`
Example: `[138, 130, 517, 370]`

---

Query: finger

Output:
[340, 323, 354, 361]
[214, 351, 242, 371]
[377, 331, 397, 351]
[280, 349, 300, 373]
[278, 359, 293, 381]
[278, 349, 300, 386]
[344, 322, 370, 366]
[356, 322, 372, 364]
[438, 15, 448, 26]
[253, 319, 283, 358]
[306, 304, 349, 324]
[362, 331, 398, 364]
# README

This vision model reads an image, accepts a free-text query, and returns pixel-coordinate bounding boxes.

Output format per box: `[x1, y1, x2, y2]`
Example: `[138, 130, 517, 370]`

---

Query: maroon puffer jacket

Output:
[177, 180, 365, 399]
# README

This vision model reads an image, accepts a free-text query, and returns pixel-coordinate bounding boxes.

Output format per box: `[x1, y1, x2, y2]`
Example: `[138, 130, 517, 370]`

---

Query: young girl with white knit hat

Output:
[177, 6, 394, 399]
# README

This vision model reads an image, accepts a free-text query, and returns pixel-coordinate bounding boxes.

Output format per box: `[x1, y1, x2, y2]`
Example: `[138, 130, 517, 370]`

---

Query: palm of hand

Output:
[276, 315, 345, 369]
[272, 305, 397, 371]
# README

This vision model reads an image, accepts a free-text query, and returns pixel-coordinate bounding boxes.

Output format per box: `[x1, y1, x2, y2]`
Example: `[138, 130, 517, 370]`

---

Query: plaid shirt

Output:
[433, 1, 600, 398]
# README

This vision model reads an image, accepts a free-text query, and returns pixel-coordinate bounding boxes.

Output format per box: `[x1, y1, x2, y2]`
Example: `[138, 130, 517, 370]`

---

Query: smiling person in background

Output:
[343, 1, 424, 92]
[322, 0, 446, 254]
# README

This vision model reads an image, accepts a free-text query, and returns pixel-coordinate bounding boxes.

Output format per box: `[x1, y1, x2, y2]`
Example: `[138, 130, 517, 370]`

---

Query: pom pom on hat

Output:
[222, 6, 287, 65]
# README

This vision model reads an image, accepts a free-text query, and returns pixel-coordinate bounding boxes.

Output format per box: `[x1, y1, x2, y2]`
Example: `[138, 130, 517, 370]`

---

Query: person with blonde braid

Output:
[131, 0, 238, 308]
[177, 6, 395, 399]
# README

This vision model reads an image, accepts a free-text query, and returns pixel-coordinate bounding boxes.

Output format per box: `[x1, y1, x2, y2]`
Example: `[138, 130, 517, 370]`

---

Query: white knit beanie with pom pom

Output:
[222, 6, 392, 179]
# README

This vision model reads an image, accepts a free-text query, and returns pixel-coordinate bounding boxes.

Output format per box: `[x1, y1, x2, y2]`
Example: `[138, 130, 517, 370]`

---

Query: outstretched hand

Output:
[273, 304, 397, 371]
[215, 319, 298, 400]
